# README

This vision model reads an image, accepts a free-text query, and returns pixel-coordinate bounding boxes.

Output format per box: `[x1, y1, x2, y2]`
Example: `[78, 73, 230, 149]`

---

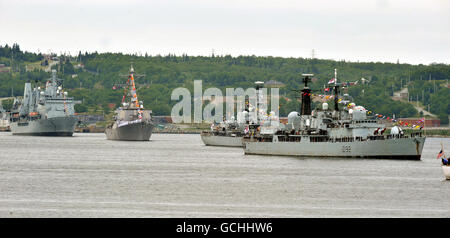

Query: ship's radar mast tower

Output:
[120, 64, 145, 109]
[333, 68, 340, 111]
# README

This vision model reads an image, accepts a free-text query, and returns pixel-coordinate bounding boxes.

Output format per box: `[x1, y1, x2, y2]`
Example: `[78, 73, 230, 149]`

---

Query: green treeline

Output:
[0, 44, 449, 124]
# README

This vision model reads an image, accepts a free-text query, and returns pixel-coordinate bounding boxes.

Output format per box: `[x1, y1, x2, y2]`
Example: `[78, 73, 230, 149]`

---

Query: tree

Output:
[75, 104, 88, 113]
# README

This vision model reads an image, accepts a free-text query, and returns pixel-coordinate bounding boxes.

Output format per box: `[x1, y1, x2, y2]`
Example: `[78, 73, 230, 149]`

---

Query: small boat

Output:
[442, 166, 450, 180]
[438, 143, 449, 180]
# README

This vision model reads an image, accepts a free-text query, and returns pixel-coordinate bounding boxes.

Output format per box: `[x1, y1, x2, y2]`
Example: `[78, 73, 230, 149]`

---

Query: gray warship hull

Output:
[244, 136, 426, 160]
[10, 116, 77, 136]
[201, 133, 243, 147]
[105, 121, 153, 141]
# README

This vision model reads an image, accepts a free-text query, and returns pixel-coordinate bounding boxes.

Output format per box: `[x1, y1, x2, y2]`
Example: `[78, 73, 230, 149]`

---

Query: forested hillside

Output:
[0, 44, 449, 124]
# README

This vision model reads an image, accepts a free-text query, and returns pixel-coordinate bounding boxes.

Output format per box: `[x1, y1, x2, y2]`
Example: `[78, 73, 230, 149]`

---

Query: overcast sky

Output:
[1, 0, 449, 65]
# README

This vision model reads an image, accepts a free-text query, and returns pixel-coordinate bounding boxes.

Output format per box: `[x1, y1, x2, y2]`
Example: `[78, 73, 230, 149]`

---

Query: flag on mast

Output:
[437, 149, 445, 159]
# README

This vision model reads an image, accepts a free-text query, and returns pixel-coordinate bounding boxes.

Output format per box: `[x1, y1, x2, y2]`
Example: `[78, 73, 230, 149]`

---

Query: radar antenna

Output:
[333, 69, 340, 111]
[117, 64, 146, 109]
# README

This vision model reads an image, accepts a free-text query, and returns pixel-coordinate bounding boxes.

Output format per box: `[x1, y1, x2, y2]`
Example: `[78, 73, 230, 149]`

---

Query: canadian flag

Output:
[328, 78, 336, 84]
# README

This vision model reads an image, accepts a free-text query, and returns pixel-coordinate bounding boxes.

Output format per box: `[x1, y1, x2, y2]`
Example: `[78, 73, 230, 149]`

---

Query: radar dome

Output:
[287, 111, 300, 124]
[353, 106, 366, 112]
[352, 106, 367, 120]
[390, 126, 400, 135]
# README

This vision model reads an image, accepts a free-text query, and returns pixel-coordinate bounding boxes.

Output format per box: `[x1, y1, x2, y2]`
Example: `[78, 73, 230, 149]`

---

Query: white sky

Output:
[1, 0, 449, 64]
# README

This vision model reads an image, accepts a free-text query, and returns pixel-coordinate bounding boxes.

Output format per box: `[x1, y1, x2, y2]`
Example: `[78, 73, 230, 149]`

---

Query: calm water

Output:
[0, 132, 448, 217]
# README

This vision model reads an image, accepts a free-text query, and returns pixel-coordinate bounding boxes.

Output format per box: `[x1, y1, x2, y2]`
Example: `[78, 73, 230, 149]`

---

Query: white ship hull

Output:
[201, 133, 243, 147]
[244, 136, 425, 160]
[442, 166, 450, 180]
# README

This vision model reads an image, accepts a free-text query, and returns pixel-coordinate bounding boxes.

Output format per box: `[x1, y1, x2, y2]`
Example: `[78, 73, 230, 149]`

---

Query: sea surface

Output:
[0, 133, 448, 217]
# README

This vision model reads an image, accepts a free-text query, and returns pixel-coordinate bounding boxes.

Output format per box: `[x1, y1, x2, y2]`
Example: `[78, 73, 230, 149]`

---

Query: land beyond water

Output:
[1, 44, 449, 125]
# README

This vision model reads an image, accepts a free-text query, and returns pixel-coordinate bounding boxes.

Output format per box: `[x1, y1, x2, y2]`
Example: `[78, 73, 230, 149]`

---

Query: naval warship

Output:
[200, 114, 249, 147]
[200, 81, 281, 147]
[9, 70, 78, 136]
[105, 65, 153, 141]
[244, 71, 426, 160]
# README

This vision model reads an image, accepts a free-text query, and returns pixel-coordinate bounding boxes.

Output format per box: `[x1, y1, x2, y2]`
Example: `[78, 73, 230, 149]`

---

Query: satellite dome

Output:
[353, 106, 366, 112]
[287, 111, 300, 124]
[390, 126, 400, 135]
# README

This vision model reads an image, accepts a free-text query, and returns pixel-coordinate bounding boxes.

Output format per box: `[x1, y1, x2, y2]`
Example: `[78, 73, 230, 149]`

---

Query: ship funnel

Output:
[300, 74, 313, 115]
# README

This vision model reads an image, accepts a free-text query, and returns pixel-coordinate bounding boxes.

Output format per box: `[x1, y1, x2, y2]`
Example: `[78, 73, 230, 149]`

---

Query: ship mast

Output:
[333, 68, 340, 112]
[121, 64, 144, 109]
[129, 65, 139, 108]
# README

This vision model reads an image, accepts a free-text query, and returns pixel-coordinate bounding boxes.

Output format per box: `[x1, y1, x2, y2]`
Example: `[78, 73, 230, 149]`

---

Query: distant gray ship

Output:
[9, 70, 78, 136]
[200, 119, 246, 147]
[244, 71, 426, 160]
[0, 104, 10, 131]
[201, 81, 281, 147]
[105, 65, 153, 141]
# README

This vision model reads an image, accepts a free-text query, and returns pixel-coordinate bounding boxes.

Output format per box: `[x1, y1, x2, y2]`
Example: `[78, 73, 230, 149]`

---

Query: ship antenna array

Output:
[334, 68, 338, 86]
[118, 63, 146, 79]
[333, 69, 340, 112]
[302, 74, 313, 88]
[117, 64, 146, 106]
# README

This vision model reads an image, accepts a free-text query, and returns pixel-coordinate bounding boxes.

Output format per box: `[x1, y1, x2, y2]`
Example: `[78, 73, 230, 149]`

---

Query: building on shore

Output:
[0, 64, 10, 73]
